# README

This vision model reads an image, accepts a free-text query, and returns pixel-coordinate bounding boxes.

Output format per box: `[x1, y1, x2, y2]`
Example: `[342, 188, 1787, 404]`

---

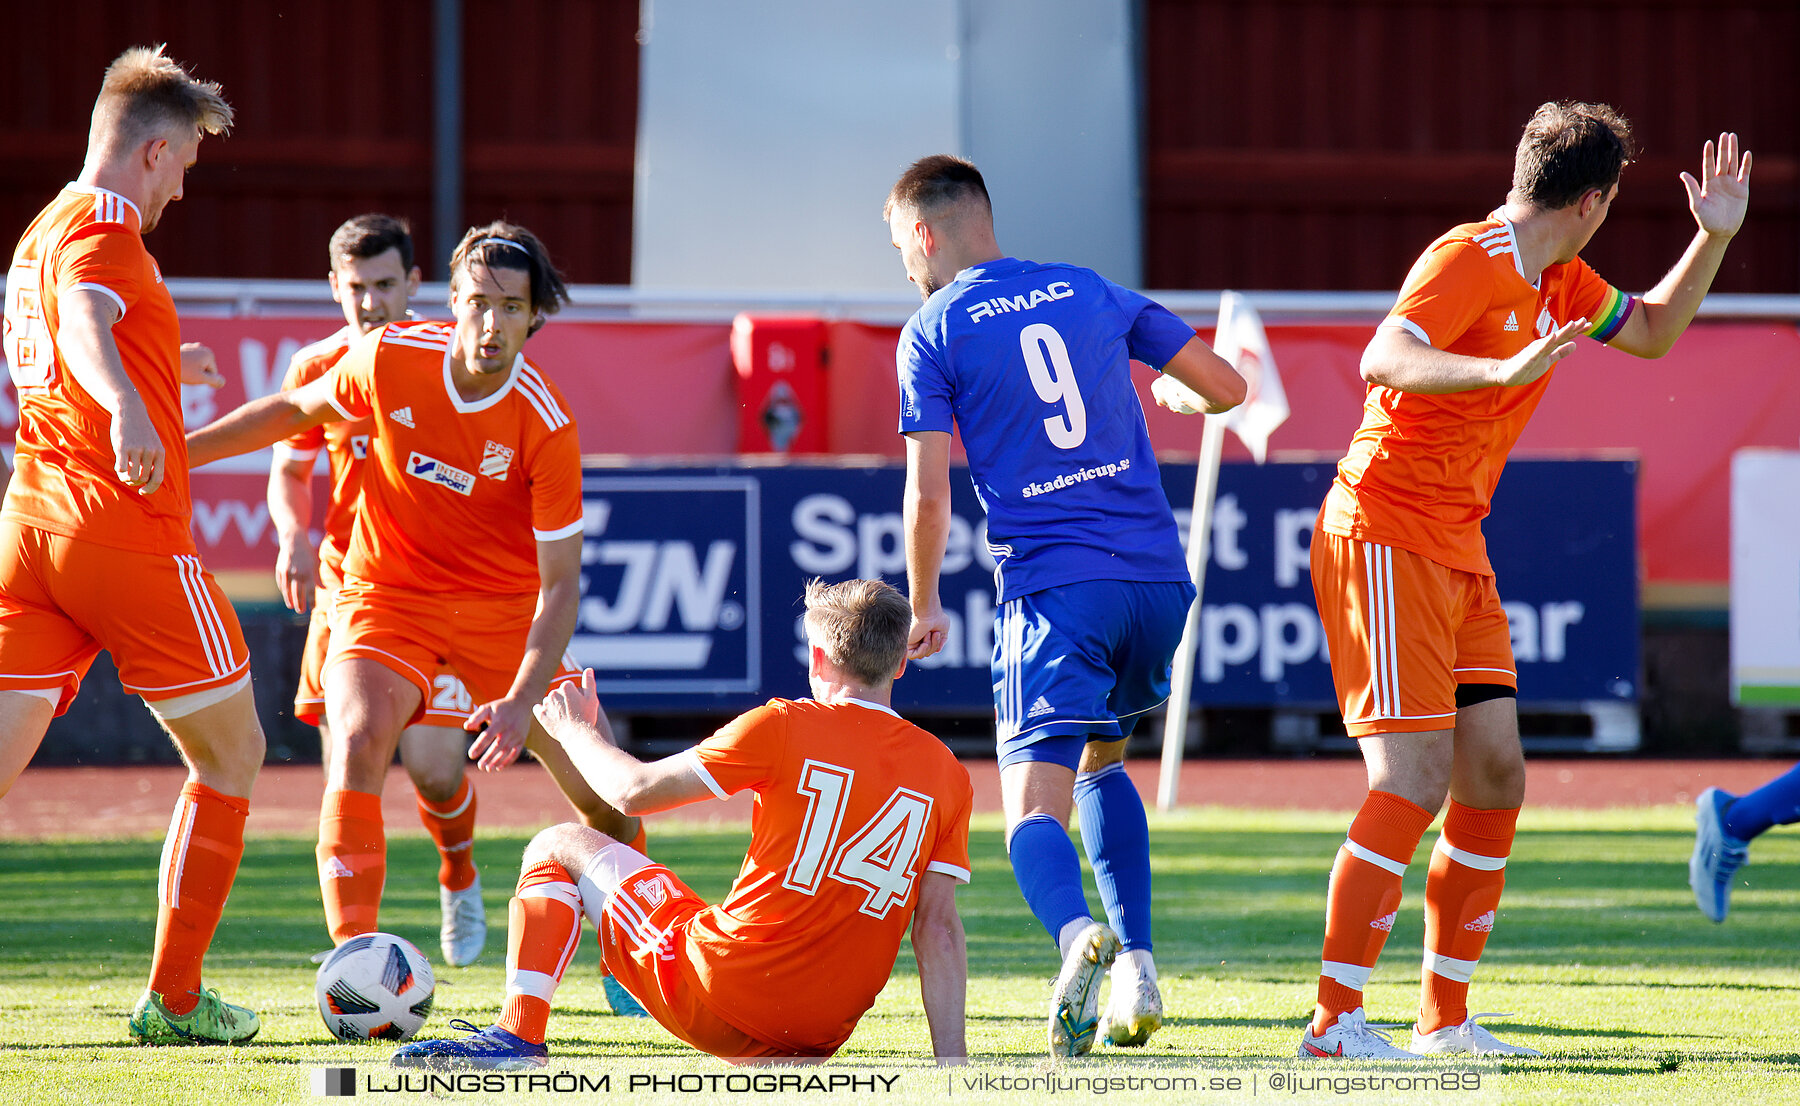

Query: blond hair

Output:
[90, 45, 233, 153]
[802, 578, 911, 687]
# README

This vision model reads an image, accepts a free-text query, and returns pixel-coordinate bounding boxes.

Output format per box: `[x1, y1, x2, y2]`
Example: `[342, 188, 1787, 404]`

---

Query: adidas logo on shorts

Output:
[1463, 909, 1496, 932]
[1026, 696, 1055, 719]
[389, 406, 415, 428]
[1502, 311, 1519, 332]
[1370, 910, 1397, 932]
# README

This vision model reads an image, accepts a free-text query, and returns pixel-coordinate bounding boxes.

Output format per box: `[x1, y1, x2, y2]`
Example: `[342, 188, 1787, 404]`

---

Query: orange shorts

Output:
[0, 520, 250, 714]
[1310, 529, 1516, 738]
[324, 578, 578, 728]
[297, 589, 476, 729]
[579, 843, 797, 1062]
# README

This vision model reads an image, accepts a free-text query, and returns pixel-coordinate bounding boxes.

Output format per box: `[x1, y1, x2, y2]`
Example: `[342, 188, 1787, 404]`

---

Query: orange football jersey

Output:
[679, 697, 974, 1054]
[274, 326, 365, 586]
[2, 185, 194, 554]
[1319, 212, 1631, 575]
[324, 320, 584, 595]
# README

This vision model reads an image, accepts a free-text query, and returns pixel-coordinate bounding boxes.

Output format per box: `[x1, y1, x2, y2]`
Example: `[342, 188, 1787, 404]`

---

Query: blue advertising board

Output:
[571, 459, 1638, 714]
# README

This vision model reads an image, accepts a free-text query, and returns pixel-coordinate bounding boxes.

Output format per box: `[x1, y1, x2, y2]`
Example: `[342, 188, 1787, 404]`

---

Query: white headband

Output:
[472, 237, 530, 257]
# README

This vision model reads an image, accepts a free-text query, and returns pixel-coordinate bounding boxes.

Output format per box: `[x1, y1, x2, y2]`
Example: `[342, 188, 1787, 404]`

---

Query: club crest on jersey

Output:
[1535, 307, 1556, 338]
[350, 435, 370, 460]
[481, 440, 514, 480]
[965, 280, 1075, 324]
[407, 451, 475, 496]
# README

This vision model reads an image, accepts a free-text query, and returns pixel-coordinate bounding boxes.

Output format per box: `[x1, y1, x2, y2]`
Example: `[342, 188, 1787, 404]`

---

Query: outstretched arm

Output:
[1606, 132, 1752, 358]
[911, 871, 968, 1064]
[1359, 318, 1588, 394]
[186, 373, 340, 467]
[531, 669, 715, 814]
[903, 430, 954, 660]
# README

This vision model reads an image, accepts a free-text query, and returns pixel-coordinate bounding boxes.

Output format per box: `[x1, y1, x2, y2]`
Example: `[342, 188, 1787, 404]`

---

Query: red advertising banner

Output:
[1, 315, 1790, 592]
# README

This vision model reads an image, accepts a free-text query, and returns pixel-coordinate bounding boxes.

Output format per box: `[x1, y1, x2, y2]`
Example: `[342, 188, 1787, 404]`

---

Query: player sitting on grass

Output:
[391, 578, 972, 1068]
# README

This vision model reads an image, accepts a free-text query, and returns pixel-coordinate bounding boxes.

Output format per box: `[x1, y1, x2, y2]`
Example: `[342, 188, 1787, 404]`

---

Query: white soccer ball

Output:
[315, 932, 436, 1042]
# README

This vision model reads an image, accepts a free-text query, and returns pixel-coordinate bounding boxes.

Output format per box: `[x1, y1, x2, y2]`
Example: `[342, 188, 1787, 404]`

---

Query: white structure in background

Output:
[633, 0, 1142, 292]
[1732, 450, 1800, 721]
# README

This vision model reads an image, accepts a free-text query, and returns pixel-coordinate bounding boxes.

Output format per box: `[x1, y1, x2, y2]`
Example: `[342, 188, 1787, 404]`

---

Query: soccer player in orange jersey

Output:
[269, 213, 504, 967]
[391, 578, 972, 1069]
[188, 222, 639, 958]
[0, 45, 262, 1045]
[1300, 103, 1751, 1060]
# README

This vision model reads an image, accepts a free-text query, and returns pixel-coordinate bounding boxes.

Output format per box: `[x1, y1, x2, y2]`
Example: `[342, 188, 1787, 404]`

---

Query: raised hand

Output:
[1494, 318, 1587, 388]
[533, 668, 602, 737]
[1681, 132, 1752, 239]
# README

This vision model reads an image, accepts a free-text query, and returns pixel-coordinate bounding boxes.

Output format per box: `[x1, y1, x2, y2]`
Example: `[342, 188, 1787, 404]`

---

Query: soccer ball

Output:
[315, 932, 436, 1042]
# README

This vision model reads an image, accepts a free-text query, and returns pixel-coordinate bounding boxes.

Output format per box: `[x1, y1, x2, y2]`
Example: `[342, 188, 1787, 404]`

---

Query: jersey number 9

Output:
[1020, 322, 1088, 449]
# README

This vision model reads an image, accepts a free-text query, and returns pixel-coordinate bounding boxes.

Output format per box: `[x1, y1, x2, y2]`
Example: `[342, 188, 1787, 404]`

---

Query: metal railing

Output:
[105, 280, 1800, 328]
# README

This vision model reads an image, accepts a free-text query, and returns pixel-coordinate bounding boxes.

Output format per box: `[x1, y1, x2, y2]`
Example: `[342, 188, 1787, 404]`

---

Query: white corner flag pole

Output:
[1157, 413, 1226, 812]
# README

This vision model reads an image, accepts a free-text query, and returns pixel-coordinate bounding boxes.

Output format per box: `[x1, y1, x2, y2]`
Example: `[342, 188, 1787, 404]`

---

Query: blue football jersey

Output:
[897, 257, 1195, 601]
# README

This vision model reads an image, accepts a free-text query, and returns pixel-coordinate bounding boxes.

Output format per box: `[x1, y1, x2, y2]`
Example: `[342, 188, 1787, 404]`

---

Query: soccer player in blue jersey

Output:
[886, 155, 1245, 1058]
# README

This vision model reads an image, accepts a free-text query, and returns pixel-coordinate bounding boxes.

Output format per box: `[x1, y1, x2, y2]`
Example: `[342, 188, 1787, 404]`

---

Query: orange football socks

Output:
[417, 776, 479, 892]
[318, 788, 386, 944]
[1419, 801, 1518, 1034]
[497, 861, 585, 1045]
[1313, 789, 1435, 1036]
[148, 782, 249, 1015]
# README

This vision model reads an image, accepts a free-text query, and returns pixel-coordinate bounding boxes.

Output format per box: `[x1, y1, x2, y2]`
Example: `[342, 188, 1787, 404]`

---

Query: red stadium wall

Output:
[1142, 0, 1800, 294]
[0, 1, 638, 282]
[0, 316, 1781, 594]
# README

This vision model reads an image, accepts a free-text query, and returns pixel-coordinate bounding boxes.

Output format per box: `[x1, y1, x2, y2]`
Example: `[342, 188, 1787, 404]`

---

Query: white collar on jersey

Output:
[823, 696, 901, 718]
[65, 182, 143, 227]
[1487, 210, 1541, 290]
[440, 345, 526, 413]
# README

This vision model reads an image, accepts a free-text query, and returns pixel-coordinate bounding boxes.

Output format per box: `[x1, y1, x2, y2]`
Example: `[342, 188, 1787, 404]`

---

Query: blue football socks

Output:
[1075, 762, 1154, 954]
[1723, 762, 1800, 841]
[1007, 813, 1093, 947]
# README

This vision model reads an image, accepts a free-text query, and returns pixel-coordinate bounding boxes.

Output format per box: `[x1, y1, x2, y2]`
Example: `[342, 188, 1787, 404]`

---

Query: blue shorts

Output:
[993, 578, 1195, 772]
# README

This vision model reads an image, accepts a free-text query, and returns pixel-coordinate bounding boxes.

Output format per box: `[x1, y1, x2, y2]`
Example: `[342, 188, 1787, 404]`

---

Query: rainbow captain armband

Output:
[1587, 285, 1637, 343]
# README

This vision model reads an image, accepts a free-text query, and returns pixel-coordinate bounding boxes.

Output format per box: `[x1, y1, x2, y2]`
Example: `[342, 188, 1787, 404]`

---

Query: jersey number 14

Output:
[783, 759, 934, 919]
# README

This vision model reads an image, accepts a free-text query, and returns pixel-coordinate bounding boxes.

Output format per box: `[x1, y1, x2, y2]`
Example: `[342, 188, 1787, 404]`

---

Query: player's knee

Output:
[523, 821, 604, 871]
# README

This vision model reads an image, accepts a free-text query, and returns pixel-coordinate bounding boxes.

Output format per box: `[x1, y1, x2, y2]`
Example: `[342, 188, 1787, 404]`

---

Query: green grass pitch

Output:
[0, 807, 1796, 1104]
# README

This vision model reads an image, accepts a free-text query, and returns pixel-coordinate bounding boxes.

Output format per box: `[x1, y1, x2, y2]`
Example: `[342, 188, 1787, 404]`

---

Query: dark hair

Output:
[329, 213, 414, 272]
[91, 44, 233, 151]
[1511, 101, 1639, 209]
[884, 154, 991, 221]
[448, 221, 570, 335]
[802, 578, 912, 687]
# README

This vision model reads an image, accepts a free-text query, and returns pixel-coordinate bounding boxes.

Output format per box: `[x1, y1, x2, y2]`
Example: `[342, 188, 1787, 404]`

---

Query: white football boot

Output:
[1409, 1013, 1542, 1057]
[1098, 951, 1163, 1047]
[1298, 1007, 1417, 1059]
[439, 875, 487, 967]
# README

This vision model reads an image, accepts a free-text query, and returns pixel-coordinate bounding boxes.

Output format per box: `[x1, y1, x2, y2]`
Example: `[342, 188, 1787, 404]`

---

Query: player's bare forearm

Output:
[268, 461, 317, 612]
[58, 291, 138, 415]
[903, 432, 953, 657]
[187, 393, 323, 466]
[912, 874, 969, 1063]
[1361, 323, 1582, 393]
[1615, 229, 1733, 358]
[1159, 335, 1246, 413]
[507, 536, 583, 706]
